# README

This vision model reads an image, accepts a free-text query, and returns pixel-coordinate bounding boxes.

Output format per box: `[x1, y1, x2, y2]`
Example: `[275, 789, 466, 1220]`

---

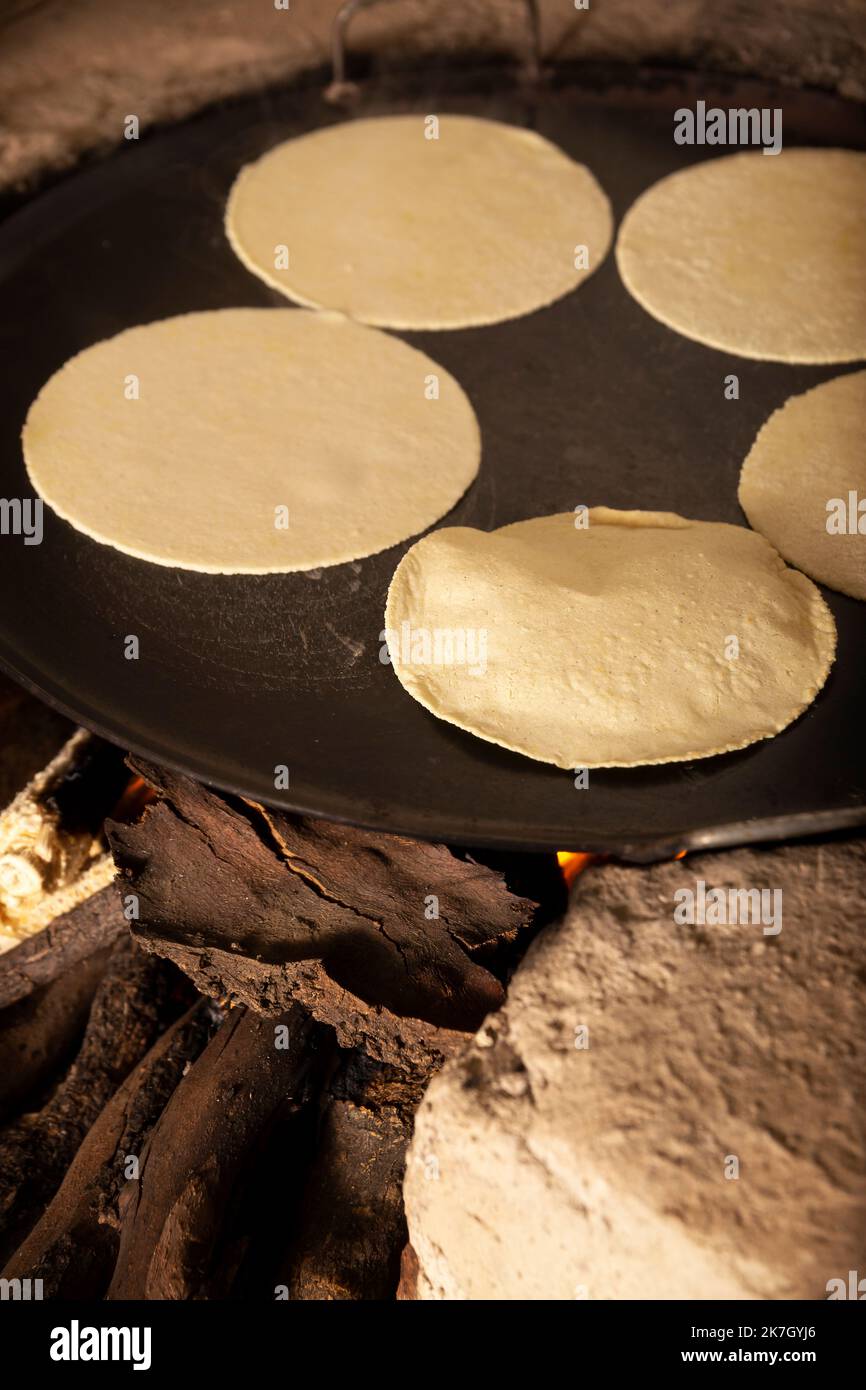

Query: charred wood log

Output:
[0, 934, 191, 1262]
[0, 746, 546, 1300]
[106, 1004, 326, 1301]
[0, 885, 123, 1123]
[274, 1050, 426, 1300]
[0, 726, 140, 1120]
[107, 761, 537, 1070]
[2, 1000, 217, 1299]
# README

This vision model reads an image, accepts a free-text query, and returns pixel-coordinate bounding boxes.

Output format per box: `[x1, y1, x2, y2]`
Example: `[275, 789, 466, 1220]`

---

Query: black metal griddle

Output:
[0, 60, 864, 859]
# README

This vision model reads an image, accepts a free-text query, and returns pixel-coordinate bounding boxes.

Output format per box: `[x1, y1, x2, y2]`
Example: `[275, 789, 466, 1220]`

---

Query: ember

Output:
[556, 851, 593, 887]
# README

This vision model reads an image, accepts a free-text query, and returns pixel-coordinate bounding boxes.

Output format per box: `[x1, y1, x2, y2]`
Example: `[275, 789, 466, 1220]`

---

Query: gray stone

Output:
[405, 838, 866, 1300]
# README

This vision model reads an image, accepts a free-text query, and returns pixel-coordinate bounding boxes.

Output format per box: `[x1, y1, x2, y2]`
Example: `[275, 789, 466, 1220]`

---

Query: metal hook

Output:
[326, 0, 542, 103]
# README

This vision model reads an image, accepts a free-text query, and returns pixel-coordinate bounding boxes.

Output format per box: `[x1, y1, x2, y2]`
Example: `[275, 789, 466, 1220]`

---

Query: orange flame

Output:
[111, 775, 157, 823]
[557, 847, 685, 887]
[556, 851, 593, 887]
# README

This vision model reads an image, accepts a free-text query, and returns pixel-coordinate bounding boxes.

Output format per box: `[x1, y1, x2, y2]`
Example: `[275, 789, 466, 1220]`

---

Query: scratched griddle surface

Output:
[0, 62, 864, 858]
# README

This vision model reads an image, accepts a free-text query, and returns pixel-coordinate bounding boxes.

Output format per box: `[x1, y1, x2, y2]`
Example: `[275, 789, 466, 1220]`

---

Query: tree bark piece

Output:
[2, 1001, 217, 1299]
[0, 885, 123, 1123]
[107, 761, 537, 1069]
[276, 1050, 426, 1300]
[0, 933, 190, 1262]
[106, 1004, 325, 1301]
[0, 884, 123, 1012]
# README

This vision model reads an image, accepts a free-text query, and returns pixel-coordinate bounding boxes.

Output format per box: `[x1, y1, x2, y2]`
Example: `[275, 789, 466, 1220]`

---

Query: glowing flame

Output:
[557, 847, 685, 887]
[556, 851, 593, 887]
[111, 775, 157, 822]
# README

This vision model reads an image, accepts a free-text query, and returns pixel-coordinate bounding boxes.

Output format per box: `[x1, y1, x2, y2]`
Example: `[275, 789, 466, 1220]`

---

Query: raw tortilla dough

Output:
[23, 308, 480, 574]
[616, 149, 866, 363]
[225, 115, 613, 330]
[384, 509, 836, 769]
[739, 369, 866, 601]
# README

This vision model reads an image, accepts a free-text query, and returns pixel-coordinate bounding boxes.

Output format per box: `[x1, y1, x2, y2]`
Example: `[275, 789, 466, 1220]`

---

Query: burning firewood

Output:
[107, 760, 539, 1070]
[0, 737, 165, 1127]
[274, 1050, 425, 1300]
[0, 730, 128, 953]
[2, 1000, 218, 1299]
[0, 934, 192, 1263]
[106, 1004, 325, 1300]
[0, 886, 123, 1124]
[0, 726, 544, 1300]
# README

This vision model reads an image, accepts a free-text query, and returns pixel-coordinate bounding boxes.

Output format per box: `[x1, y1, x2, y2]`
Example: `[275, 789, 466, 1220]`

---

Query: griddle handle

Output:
[326, 0, 542, 102]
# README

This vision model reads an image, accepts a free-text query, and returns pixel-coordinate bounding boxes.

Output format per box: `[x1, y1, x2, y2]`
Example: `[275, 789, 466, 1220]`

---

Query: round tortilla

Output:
[739, 369, 866, 601]
[225, 115, 613, 330]
[23, 308, 480, 574]
[384, 509, 836, 769]
[616, 149, 866, 363]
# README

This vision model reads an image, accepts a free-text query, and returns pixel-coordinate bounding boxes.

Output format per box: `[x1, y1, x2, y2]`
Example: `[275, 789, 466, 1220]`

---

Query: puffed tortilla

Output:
[23, 308, 480, 574]
[226, 115, 613, 330]
[384, 509, 836, 769]
[739, 369, 866, 601]
[616, 149, 866, 363]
